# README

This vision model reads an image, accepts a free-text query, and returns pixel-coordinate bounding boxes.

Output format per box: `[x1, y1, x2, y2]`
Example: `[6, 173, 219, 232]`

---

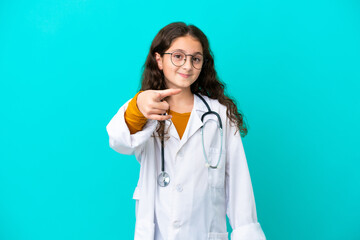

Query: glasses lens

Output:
[171, 52, 185, 66]
[192, 54, 204, 69]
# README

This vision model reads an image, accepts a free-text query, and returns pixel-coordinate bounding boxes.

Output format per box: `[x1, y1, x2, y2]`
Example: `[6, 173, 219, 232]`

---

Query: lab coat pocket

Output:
[132, 186, 141, 218]
[208, 232, 228, 240]
[208, 148, 226, 188]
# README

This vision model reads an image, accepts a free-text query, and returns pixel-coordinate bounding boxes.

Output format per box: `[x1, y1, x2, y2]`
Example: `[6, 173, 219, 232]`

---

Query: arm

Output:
[225, 121, 266, 240]
[106, 97, 157, 156]
[106, 89, 182, 156]
[124, 91, 148, 134]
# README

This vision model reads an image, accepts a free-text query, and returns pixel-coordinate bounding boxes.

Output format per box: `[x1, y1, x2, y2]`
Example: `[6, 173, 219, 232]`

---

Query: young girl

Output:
[106, 22, 266, 240]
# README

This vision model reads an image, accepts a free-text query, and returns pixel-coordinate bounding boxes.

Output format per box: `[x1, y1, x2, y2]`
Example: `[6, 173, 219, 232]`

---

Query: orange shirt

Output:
[124, 92, 190, 139]
[167, 110, 191, 139]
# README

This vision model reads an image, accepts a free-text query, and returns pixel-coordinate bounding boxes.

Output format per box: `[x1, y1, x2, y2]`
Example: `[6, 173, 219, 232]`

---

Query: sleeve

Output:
[225, 120, 266, 240]
[124, 91, 148, 134]
[106, 97, 157, 157]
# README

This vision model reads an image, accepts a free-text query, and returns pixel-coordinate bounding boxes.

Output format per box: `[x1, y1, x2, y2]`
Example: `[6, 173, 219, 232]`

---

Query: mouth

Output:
[178, 73, 191, 78]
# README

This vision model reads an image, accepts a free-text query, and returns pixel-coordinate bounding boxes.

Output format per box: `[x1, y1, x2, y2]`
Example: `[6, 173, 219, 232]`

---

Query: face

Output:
[155, 35, 203, 91]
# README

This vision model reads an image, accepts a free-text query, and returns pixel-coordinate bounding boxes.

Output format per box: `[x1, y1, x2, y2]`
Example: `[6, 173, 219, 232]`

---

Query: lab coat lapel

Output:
[165, 119, 180, 141]
[179, 94, 208, 148]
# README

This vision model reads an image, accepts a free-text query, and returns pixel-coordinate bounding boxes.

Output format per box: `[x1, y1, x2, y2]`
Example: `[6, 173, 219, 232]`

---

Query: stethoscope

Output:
[157, 93, 223, 187]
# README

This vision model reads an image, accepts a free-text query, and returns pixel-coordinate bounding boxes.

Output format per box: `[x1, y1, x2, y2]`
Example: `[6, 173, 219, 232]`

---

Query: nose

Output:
[182, 56, 193, 70]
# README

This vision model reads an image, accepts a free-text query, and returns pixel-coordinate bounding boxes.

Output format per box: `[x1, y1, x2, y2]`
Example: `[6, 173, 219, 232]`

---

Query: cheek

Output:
[194, 71, 202, 80]
[162, 68, 176, 83]
[163, 66, 173, 77]
[163, 63, 177, 75]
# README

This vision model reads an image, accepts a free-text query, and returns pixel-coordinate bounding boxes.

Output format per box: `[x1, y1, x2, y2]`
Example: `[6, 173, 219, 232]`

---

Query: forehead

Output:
[167, 35, 203, 54]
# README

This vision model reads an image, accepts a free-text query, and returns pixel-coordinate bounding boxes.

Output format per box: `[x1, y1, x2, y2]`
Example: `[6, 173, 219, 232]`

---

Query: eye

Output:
[173, 53, 184, 60]
[192, 56, 203, 63]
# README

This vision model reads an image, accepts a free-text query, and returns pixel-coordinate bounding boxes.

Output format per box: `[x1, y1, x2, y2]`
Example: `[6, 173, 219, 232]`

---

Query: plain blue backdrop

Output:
[1, 0, 359, 239]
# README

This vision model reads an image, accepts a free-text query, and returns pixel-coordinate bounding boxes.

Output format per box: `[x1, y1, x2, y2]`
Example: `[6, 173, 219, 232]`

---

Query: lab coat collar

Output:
[194, 93, 210, 113]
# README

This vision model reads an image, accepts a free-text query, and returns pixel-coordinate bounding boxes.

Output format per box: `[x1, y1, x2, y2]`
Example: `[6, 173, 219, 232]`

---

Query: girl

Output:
[106, 22, 266, 240]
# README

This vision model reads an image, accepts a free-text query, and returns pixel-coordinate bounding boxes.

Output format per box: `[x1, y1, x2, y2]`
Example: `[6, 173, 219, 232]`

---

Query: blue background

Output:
[1, 0, 359, 239]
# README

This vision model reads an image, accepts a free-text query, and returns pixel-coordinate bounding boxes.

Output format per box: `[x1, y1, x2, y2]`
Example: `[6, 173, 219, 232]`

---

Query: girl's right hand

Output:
[137, 89, 182, 121]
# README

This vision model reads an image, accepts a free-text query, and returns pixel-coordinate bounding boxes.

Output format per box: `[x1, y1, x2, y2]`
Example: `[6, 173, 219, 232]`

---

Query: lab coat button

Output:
[176, 184, 183, 192]
[173, 220, 181, 228]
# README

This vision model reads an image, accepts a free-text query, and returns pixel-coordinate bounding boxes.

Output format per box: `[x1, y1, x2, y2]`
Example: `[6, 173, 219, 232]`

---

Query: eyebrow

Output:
[171, 49, 203, 55]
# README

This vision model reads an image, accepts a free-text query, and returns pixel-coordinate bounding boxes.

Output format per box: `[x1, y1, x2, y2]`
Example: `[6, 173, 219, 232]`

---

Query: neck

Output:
[167, 88, 194, 113]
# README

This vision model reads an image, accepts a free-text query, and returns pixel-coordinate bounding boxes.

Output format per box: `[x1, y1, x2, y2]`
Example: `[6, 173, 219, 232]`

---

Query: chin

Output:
[166, 78, 195, 89]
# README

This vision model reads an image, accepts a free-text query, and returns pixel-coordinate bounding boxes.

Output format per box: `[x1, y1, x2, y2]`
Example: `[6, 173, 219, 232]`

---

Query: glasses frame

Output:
[162, 51, 206, 70]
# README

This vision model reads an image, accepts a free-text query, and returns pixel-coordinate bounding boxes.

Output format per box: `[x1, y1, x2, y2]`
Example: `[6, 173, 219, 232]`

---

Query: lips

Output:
[178, 73, 191, 78]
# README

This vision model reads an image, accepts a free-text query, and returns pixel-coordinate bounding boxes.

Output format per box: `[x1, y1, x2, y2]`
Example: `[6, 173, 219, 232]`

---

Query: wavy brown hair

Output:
[140, 22, 248, 137]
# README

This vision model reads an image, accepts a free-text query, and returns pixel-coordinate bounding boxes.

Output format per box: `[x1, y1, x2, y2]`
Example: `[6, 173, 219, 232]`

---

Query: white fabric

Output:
[106, 94, 266, 240]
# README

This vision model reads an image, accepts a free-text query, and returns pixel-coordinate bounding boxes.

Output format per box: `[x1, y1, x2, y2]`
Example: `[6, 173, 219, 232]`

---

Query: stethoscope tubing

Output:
[157, 93, 223, 187]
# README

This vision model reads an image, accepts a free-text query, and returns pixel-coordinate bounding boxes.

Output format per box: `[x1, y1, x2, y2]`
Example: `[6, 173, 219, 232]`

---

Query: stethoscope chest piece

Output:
[157, 171, 170, 187]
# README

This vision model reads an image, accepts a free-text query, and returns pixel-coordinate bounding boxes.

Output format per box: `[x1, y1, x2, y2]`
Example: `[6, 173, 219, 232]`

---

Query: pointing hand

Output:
[137, 89, 182, 121]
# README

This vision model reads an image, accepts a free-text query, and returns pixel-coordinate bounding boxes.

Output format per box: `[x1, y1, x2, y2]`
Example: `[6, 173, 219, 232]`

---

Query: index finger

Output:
[155, 88, 182, 100]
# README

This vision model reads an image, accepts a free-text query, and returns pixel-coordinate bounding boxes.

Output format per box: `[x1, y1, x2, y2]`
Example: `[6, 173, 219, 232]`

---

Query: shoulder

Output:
[198, 94, 228, 115]
[197, 94, 241, 136]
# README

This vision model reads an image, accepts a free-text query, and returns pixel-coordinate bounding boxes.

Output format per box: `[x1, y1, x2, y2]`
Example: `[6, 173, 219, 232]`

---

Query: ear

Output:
[155, 52, 163, 70]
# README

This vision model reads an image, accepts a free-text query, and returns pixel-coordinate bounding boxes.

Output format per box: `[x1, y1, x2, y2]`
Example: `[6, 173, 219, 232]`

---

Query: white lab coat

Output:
[106, 94, 266, 240]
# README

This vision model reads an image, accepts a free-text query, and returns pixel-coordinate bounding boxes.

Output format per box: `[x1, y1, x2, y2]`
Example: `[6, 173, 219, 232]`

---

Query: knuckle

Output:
[155, 92, 161, 99]
[144, 108, 151, 116]
[149, 102, 156, 108]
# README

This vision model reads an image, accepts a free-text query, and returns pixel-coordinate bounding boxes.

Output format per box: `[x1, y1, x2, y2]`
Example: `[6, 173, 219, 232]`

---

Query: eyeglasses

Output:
[163, 51, 205, 70]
